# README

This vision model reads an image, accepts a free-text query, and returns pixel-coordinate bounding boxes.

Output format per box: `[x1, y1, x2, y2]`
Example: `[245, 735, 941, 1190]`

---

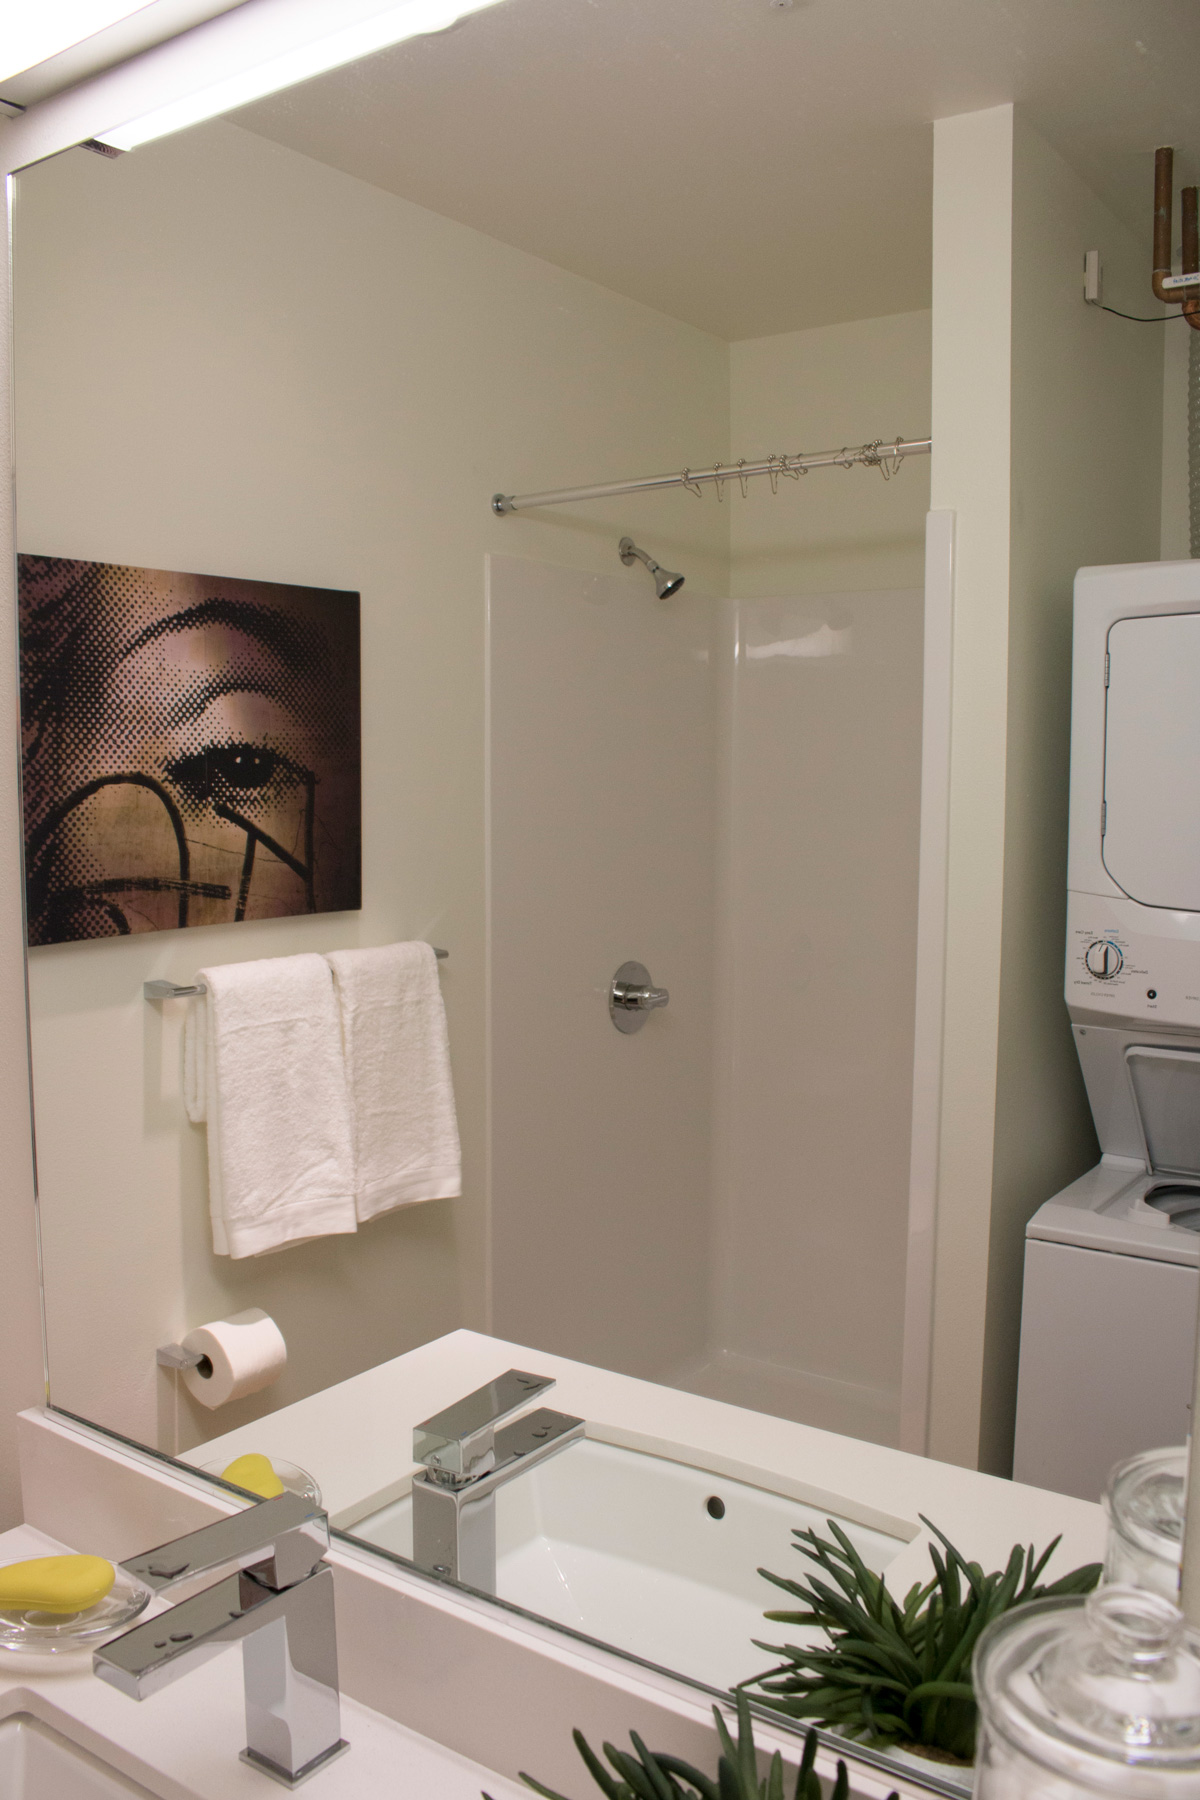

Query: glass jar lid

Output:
[974, 1587, 1200, 1793]
[1105, 1447, 1186, 1567]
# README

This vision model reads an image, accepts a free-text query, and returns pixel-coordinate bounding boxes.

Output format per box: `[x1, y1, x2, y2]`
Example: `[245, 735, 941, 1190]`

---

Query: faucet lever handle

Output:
[413, 1368, 555, 1483]
[119, 1490, 328, 1595]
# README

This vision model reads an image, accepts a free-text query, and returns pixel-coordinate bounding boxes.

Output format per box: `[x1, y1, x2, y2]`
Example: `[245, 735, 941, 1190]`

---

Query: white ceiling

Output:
[222, 0, 1200, 341]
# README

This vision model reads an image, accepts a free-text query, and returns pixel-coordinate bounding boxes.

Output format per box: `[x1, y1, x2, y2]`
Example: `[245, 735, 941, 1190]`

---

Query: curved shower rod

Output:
[492, 435, 930, 515]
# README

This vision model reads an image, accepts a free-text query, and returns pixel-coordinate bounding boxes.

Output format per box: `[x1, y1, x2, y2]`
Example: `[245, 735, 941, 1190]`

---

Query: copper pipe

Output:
[1183, 185, 1200, 331]
[1151, 147, 1200, 329]
[1153, 145, 1175, 301]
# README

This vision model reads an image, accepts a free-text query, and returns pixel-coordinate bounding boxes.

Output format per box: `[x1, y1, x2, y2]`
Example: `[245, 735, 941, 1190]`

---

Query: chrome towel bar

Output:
[143, 946, 448, 1001]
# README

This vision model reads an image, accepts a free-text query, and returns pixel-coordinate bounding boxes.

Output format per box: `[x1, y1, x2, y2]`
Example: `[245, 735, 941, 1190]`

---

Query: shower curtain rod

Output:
[492, 436, 930, 515]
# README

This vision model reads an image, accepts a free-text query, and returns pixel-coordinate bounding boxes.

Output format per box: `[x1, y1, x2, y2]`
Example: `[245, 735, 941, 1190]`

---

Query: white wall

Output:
[699, 584, 923, 1444]
[927, 106, 1164, 1474]
[728, 311, 931, 598]
[678, 314, 930, 1443]
[13, 120, 729, 1452]
[488, 556, 717, 1382]
[486, 314, 932, 1435]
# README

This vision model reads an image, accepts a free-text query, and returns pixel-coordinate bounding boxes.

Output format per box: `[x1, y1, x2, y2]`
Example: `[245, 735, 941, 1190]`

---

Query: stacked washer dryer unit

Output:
[1013, 559, 1200, 1503]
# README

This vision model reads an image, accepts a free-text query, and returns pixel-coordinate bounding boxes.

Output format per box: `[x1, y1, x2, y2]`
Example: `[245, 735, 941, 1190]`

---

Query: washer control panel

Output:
[1068, 891, 1200, 1026]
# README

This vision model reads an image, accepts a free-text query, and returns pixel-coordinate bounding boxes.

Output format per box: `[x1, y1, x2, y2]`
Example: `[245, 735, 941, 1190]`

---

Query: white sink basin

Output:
[348, 1437, 908, 1691]
[0, 1714, 155, 1799]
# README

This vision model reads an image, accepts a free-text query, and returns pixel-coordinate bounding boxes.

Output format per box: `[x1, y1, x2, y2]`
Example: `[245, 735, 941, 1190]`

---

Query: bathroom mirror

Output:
[14, 0, 1178, 1787]
[15, 0, 931, 1457]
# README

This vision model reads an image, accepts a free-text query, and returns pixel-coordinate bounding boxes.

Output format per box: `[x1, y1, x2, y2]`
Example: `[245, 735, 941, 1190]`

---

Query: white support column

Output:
[900, 507, 955, 1455]
[925, 104, 1015, 1468]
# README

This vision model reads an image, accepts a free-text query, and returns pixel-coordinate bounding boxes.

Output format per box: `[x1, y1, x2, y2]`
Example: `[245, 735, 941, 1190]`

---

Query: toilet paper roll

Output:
[180, 1308, 287, 1409]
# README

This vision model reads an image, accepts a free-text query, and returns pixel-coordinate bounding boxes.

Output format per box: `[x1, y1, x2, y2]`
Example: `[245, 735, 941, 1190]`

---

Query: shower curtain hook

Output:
[736, 459, 750, 500]
[767, 457, 779, 495]
[680, 468, 703, 498]
[713, 461, 725, 501]
[782, 454, 801, 481]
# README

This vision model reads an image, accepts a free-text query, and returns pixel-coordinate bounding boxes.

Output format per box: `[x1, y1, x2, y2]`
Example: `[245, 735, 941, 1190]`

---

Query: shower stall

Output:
[488, 531, 924, 1448]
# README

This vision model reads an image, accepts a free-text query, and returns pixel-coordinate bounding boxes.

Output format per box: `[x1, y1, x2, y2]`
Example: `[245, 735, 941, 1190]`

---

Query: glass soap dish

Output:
[0, 1565, 152, 1655]
[197, 1457, 321, 1506]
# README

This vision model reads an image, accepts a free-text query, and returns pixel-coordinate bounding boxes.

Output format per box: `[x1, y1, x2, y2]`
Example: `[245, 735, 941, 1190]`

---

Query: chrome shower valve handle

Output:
[614, 981, 669, 1011]
[610, 962, 669, 1033]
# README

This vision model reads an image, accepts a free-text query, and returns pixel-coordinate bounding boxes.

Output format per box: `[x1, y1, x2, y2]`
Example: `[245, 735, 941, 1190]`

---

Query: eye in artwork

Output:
[18, 555, 361, 945]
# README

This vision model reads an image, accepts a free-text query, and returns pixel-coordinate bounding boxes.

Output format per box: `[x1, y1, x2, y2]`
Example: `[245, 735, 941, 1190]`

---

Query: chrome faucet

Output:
[412, 1368, 584, 1591]
[93, 1491, 347, 1789]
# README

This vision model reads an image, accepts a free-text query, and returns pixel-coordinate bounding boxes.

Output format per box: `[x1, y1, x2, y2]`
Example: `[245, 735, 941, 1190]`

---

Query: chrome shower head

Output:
[619, 537, 685, 599]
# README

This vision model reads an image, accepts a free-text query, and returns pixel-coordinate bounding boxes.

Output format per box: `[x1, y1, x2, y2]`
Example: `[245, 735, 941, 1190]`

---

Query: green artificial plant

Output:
[500, 1691, 896, 1800]
[741, 1516, 1101, 1764]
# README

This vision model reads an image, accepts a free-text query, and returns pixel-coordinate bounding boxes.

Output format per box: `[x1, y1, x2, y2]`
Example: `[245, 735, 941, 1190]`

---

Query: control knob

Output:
[1084, 939, 1123, 980]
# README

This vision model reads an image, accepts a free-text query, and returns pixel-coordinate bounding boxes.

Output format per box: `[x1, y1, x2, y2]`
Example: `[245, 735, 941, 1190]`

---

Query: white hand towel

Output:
[325, 942, 461, 1221]
[183, 954, 358, 1259]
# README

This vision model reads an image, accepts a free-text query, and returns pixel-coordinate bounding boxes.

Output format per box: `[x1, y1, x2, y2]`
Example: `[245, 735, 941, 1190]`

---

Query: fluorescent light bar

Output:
[96, 0, 506, 150]
[0, 0, 158, 83]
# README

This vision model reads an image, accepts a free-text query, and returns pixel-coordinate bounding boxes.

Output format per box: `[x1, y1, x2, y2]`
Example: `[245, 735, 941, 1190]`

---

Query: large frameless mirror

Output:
[16, 1, 1162, 1790]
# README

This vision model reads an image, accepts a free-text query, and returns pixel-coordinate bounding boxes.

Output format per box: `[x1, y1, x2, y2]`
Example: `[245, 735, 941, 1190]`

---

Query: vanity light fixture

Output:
[94, 0, 509, 152]
[0, 1, 162, 84]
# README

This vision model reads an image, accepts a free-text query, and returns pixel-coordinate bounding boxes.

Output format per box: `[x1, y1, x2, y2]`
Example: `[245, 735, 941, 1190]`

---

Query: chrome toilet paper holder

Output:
[157, 1343, 213, 1375]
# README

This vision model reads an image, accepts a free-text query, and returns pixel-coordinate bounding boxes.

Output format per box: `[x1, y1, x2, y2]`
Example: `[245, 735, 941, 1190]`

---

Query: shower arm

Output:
[492, 436, 930, 515]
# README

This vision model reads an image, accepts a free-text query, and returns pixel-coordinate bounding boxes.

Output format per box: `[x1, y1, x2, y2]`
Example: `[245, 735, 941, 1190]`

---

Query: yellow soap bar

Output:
[0, 1554, 115, 1614]
[221, 1453, 285, 1499]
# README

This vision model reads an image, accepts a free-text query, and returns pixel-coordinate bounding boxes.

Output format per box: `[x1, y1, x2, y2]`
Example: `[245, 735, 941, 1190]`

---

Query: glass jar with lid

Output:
[973, 1585, 1200, 1799]
[1103, 1446, 1185, 1601]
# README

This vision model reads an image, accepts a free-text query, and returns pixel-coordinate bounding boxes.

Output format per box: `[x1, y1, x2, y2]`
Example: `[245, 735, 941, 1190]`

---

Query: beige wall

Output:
[13, 120, 729, 1452]
[729, 310, 931, 598]
[928, 106, 1164, 1474]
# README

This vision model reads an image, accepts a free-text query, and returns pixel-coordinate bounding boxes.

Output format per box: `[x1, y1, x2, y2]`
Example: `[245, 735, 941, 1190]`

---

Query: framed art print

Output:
[19, 556, 361, 945]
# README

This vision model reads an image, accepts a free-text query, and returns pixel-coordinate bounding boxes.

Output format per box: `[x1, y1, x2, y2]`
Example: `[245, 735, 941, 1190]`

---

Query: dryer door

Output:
[1104, 611, 1200, 910]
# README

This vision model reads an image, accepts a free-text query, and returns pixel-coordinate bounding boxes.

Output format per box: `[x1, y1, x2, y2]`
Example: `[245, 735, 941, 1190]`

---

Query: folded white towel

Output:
[325, 942, 461, 1221]
[183, 954, 358, 1259]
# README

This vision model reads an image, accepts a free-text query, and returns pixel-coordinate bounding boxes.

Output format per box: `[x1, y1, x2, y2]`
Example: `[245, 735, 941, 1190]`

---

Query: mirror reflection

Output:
[11, 1, 1195, 1788]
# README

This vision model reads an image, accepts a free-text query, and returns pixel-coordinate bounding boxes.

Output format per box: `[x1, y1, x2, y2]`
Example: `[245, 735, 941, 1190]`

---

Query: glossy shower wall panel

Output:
[710, 591, 923, 1445]
[487, 554, 716, 1381]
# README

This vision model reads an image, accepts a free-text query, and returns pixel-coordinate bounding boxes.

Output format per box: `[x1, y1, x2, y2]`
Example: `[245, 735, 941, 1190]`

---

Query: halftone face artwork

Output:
[18, 556, 361, 946]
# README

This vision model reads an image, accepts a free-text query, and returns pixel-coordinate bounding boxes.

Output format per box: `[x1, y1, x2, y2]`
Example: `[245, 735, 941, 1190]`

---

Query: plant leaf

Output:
[573, 1734, 624, 1800]
[749, 1516, 1100, 1759]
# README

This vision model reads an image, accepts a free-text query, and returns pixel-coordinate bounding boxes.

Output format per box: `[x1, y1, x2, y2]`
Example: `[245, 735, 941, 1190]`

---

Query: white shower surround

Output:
[487, 555, 923, 1445]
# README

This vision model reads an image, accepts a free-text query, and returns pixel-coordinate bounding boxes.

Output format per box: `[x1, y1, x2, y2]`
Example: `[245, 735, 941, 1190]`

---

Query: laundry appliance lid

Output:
[1127, 1046, 1200, 1178]
[1104, 610, 1200, 912]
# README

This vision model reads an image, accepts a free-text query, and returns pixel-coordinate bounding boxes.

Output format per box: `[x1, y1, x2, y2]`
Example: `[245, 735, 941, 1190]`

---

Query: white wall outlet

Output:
[1084, 249, 1103, 306]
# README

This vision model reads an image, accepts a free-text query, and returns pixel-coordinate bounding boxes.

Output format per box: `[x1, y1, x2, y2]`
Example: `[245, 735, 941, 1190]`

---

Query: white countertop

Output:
[188, 1327, 1108, 1596]
[0, 1523, 526, 1800]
